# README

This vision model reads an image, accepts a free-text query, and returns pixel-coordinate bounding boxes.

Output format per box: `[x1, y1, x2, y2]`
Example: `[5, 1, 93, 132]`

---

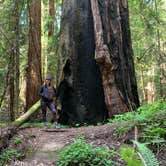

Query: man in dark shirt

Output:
[39, 76, 59, 128]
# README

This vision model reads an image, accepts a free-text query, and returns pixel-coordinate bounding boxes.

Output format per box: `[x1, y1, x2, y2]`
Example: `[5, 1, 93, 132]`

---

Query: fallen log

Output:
[0, 100, 41, 151]
[12, 100, 41, 127]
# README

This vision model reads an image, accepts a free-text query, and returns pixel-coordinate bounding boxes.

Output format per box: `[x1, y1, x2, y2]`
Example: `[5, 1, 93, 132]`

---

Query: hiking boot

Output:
[55, 122, 60, 129]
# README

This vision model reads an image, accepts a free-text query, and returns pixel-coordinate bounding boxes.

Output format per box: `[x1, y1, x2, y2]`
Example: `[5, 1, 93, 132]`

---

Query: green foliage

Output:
[109, 99, 166, 124]
[0, 149, 23, 165]
[22, 122, 68, 129]
[114, 125, 133, 138]
[13, 137, 23, 145]
[22, 122, 50, 127]
[120, 146, 143, 166]
[109, 100, 166, 144]
[0, 123, 8, 127]
[140, 124, 166, 144]
[58, 138, 114, 166]
[128, 0, 166, 101]
[133, 141, 159, 166]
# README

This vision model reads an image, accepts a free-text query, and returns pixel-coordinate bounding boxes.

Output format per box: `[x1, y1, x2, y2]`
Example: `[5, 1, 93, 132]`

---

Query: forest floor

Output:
[4, 123, 166, 166]
[7, 124, 127, 166]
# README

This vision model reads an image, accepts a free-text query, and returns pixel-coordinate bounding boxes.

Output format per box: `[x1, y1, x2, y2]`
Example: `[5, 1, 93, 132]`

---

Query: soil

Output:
[4, 124, 166, 166]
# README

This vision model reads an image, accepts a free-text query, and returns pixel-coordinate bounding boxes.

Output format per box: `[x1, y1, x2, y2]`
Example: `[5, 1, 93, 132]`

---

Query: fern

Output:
[133, 141, 159, 166]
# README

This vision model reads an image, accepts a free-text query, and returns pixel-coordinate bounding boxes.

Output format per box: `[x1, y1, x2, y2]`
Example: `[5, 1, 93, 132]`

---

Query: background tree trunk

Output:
[8, 0, 20, 121]
[14, 0, 20, 113]
[48, 0, 55, 38]
[9, 48, 15, 121]
[57, 0, 139, 124]
[26, 0, 42, 110]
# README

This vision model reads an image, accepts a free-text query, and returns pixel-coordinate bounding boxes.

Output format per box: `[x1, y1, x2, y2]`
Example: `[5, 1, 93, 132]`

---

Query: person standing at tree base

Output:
[39, 76, 59, 128]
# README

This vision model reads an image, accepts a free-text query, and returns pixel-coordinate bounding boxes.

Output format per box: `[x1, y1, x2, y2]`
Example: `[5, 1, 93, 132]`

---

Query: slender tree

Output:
[25, 0, 42, 110]
[8, 0, 20, 121]
[14, 0, 20, 112]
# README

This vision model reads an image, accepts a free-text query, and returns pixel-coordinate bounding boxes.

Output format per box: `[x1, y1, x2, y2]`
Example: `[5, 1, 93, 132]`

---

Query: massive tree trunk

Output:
[26, 0, 42, 110]
[90, 0, 128, 117]
[57, 0, 139, 124]
[57, 0, 107, 124]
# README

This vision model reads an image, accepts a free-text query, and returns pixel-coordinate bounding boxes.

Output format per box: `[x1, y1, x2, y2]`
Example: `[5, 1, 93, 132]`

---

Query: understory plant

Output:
[0, 149, 23, 166]
[58, 138, 115, 166]
[120, 146, 143, 166]
[120, 141, 159, 166]
[109, 100, 166, 144]
[133, 141, 159, 166]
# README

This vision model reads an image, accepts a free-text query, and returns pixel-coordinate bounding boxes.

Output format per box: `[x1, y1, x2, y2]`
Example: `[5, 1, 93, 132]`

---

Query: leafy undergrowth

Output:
[21, 122, 69, 129]
[58, 138, 160, 166]
[109, 99, 166, 143]
[0, 100, 165, 165]
[58, 138, 115, 166]
[109, 99, 166, 124]
[58, 100, 166, 166]
[107, 99, 166, 165]
[0, 132, 36, 166]
[0, 149, 23, 166]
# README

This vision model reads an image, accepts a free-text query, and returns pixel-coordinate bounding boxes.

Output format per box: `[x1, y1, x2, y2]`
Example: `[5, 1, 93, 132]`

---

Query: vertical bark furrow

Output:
[119, 0, 139, 107]
[57, 0, 107, 124]
[57, 0, 139, 124]
[26, 0, 42, 110]
[91, 0, 128, 117]
[107, 0, 139, 108]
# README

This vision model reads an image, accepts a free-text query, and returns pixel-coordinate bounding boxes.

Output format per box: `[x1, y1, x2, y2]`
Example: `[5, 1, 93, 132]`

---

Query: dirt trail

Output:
[10, 125, 119, 166]
[7, 124, 166, 166]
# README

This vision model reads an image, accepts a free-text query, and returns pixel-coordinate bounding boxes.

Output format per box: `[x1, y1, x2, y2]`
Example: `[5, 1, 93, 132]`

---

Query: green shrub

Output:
[58, 139, 114, 166]
[0, 149, 23, 165]
[109, 100, 166, 144]
[120, 146, 143, 166]
[108, 99, 166, 124]
[14, 137, 23, 145]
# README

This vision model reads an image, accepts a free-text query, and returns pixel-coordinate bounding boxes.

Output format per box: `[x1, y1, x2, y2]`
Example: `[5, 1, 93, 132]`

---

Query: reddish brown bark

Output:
[91, 0, 128, 116]
[48, 0, 55, 37]
[26, 0, 42, 110]
[14, 0, 20, 112]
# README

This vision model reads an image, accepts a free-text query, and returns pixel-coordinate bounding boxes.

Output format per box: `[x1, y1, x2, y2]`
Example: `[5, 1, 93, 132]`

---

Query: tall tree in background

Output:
[8, 0, 20, 121]
[46, 0, 55, 76]
[48, 0, 55, 38]
[129, 0, 166, 103]
[57, 0, 139, 124]
[25, 0, 42, 110]
[14, 0, 20, 113]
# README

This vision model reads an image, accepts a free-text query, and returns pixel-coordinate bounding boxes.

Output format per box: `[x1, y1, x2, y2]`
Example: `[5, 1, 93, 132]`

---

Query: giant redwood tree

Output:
[25, 0, 42, 110]
[57, 0, 139, 124]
